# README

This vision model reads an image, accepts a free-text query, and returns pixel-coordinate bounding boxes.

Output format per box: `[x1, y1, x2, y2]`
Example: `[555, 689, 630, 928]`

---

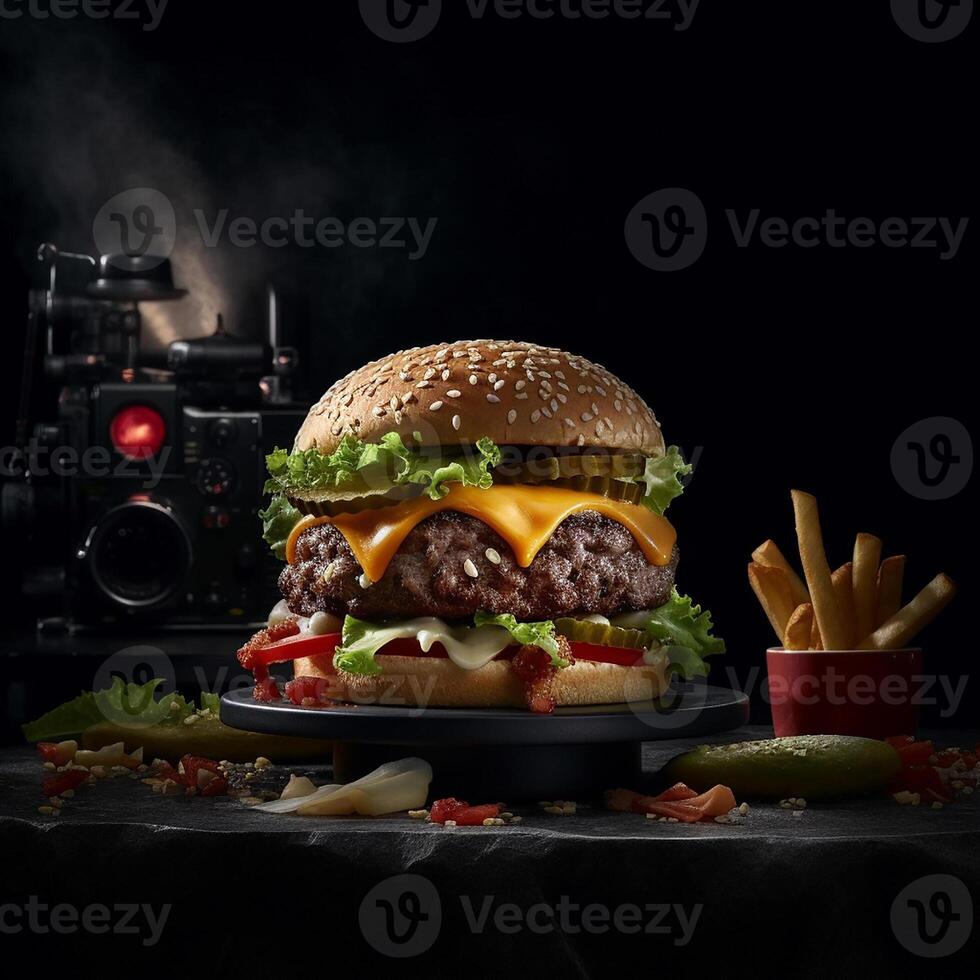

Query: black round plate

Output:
[220, 683, 749, 746]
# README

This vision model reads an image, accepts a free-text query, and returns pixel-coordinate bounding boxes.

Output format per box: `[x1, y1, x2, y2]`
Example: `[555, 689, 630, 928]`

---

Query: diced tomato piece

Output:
[429, 798, 469, 824]
[152, 760, 181, 782]
[253, 674, 280, 702]
[284, 675, 342, 706]
[895, 765, 946, 797]
[453, 804, 502, 826]
[885, 735, 914, 748]
[199, 773, 229, 797]
[179, 754, 223, 794]
[935, 750, 961, 769]
[42, 769, 89, 797]
[897, 741, 934, 766]
[37, 743, 61, 764]
[36, 740, 77, 766]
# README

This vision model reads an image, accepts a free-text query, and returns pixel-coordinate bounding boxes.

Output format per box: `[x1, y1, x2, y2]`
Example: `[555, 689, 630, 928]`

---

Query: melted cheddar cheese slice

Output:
[285, 484, 676, 583]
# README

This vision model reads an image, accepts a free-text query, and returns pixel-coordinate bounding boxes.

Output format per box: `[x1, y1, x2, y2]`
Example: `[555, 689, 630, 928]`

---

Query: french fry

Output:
[875, 555, 906, 628]
[858, 573, 957, 650]
[783, 603, 814, 651]
[751, 539, 810, 608]
[809, 615, 823, 650]
[831, 562, 858, 648]
[791, 490, 848, 650]
[852, 533, 882, 643]
[747, 563, 798, 643]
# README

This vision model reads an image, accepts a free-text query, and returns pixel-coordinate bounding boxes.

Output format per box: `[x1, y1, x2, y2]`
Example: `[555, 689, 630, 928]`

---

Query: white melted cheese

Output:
[366, 617, 515, 671]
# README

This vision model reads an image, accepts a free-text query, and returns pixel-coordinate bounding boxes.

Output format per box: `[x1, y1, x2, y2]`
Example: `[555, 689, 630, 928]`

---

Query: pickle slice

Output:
[495, 452, 646, 484]
[554, 618, 648, 649]
[289, 485, 424, 517]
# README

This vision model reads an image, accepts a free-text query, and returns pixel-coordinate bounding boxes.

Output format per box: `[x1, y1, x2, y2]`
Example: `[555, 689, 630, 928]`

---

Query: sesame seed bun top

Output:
[294, 340, 665, 456]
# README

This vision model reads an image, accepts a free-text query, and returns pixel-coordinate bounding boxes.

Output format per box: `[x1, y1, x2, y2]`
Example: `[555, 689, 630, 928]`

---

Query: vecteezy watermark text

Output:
[358, 0, 699, 43]
[193, 210, 438, 260]
[0, 441, 170, 490]
[0, 897, 171, 947]
[0, 0, 168, 31]
[359, 873, 703, 958]
[625, 188, 970, 271]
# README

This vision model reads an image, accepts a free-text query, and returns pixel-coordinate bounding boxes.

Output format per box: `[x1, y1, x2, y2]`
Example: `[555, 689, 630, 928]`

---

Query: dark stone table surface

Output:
[2, 727, 978, 977]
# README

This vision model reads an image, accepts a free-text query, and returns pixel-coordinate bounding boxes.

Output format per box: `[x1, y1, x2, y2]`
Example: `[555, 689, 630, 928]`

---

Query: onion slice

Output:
[254, 757, 433, 816]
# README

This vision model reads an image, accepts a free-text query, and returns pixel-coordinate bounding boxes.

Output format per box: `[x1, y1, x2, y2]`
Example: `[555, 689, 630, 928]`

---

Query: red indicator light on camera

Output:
[110, 405, 166, 460]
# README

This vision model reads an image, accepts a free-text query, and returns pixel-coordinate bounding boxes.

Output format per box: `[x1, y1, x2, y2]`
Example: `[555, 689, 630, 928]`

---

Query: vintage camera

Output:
[5, 244, 306, 631]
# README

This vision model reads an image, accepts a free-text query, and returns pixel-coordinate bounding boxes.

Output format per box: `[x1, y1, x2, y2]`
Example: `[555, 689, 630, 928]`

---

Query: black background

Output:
[0, 2, 975, 725]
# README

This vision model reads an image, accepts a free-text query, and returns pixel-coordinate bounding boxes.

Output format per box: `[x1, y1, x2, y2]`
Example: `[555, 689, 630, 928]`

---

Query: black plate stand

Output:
[221, 684, 749, 800]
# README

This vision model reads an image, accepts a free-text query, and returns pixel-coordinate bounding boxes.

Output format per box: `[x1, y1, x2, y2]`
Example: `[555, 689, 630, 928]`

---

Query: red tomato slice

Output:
[568, 642, 645, 667]
[249, 632, 342, 668]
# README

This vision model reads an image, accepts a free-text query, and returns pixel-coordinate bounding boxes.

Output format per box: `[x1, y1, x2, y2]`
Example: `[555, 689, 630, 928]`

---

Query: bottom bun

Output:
[293, 654, 668, 709]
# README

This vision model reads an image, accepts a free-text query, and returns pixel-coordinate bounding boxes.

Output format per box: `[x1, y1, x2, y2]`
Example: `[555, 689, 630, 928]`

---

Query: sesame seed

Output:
[515, 392, 528, 400]
[441, 369, 450, 381]
[487, 394, 500, 403]
[541, 407, 552, 418]
[494, 379, 506, 391]
[539, 371, 551, 379]
[591, 402, 599, 415]
[423, 368, 436, 380]
[416, 380, 431, 388]
[577, 385, 587, 393]
[485, 548, 501, 564]
[531, 410, 542, 423]
[389, 397, 400, 410]
[430, 400, 443, 411]
[372, 406, 385, 417]
[488, 373, 498, 383]
[446, 389, 462, 398]
[359, 573, 372, 589]
[596, 385, 607, 396]
[550, 399, 558, 412]
[577, 434, 586, 446]
[564, 418, 575, 428]
[515, 380, 526, 391]
[463, 559, 479, 578]
[469, 374, 478, 385]
[507, 409, 517, 424]
[452, 414, 461, 430]
[581, 412, 593, 422]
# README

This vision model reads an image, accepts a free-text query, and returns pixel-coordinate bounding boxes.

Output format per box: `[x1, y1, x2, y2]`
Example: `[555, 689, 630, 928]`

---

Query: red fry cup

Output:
[766, 647, 924, 739]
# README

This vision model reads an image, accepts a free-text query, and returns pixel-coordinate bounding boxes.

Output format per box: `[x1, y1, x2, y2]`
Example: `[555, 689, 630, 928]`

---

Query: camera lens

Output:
[87, 501, 191, 609]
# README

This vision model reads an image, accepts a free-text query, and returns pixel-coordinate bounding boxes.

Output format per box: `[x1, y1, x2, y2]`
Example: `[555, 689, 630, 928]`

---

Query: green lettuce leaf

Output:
[633, 445, 692, 515]
[332, 611, 568, 676]
[332, 616, 387, 676]
[22, 678, 217, 741]
[473, 611, 568, 667]
[259, 494, 303, 560]
[612, 590, 725, 680]
[261, 434, 503, 556]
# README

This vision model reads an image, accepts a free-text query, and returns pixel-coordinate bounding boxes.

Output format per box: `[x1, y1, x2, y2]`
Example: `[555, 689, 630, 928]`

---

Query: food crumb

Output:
[408, 809, 429, 819]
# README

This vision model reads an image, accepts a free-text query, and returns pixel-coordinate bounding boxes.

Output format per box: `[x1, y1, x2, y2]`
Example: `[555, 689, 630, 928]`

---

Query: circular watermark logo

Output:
[92, 188, 176, 268]
[891, 0, 973, 42]
[358, 874, 442, 957]
[91, 645, 176, 728]
[890, 416, 972, 500]
[359, 0, 442, 42]
[624, 188, 707, 272]
[891, 874, 973, 957]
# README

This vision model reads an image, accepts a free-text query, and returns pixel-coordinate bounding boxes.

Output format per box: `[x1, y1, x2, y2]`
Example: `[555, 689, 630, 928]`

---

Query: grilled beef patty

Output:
[279, 510, 678, 622]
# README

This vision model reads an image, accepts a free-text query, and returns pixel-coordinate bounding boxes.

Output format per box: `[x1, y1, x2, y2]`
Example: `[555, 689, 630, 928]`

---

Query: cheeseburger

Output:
[238, 340, 723, 713]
